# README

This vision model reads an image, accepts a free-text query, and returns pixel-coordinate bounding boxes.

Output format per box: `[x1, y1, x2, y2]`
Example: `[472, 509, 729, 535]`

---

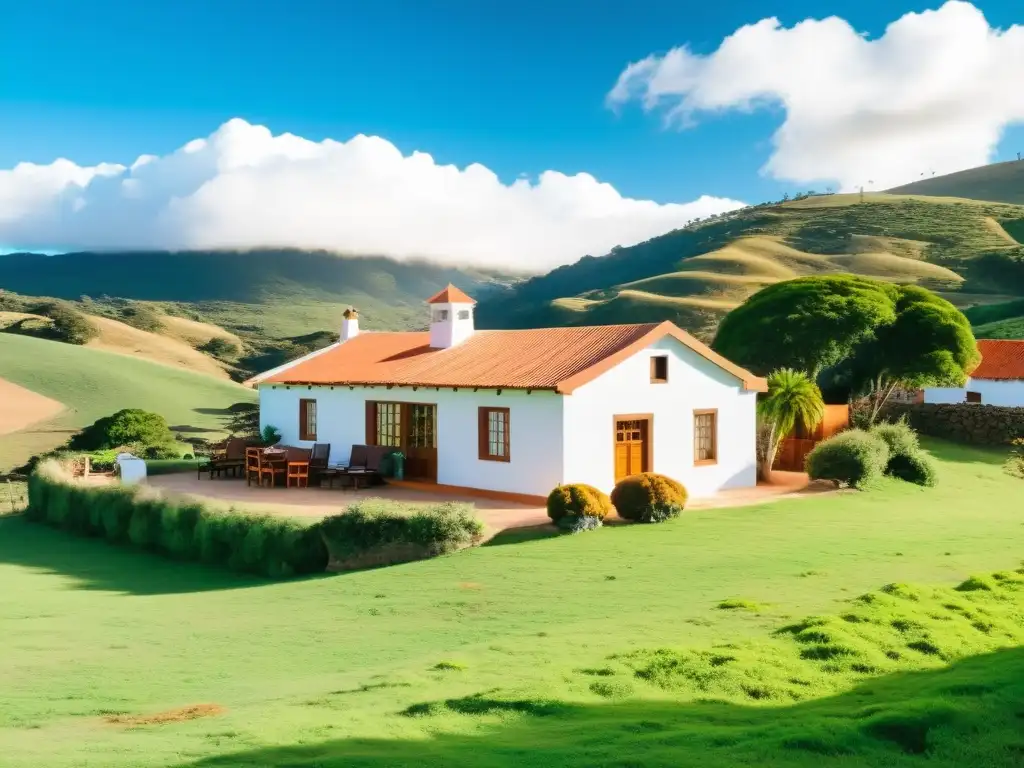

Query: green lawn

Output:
[0, 334, 255, 471]
[0, 439, 1021, 767]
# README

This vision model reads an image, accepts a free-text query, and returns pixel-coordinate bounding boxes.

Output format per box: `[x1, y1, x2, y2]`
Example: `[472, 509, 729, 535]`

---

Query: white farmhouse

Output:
[923, 340, 1024, 406]
[252, 285, 766, 502]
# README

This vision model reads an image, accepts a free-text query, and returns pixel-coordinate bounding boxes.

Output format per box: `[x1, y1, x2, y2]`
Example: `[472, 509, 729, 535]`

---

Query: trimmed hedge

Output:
[26, 461, 327, 578]
[610, 473, 687, 523]
[805, 429, 889, 488]
[546, 484, 614, 525]
[319, 498, 484, 570]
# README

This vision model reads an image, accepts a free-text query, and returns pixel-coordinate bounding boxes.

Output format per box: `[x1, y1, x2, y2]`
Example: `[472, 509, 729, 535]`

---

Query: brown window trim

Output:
[299, 398, 317, 441]
[693, 408, 718, 466]
[650, 355, 668, 384]
[478, 406, 511, 462]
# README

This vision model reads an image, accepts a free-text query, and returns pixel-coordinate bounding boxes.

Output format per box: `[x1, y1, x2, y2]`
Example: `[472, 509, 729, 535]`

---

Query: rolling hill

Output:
[0, 334, 255, 472]
[477, 193, 1024, 339]
[888, 159, 1024, 205]
[0, 249, 518, 339]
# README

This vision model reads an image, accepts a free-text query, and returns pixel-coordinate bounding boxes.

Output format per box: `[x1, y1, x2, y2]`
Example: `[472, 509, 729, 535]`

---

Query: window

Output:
[409, 404, 436, 448]
[650, 355, 668, 383]
[457, 308, 471, 320]
[299, 399, 317, 441]
[374, 402, 402, 447]
[433, 308, 449, 322]
[966, 391, 982, 404]
[693, 409, 717, 465]
[478, 407, 510, 461]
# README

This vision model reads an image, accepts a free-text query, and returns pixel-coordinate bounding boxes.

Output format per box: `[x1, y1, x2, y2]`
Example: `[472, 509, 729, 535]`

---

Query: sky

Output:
[1, 0, 1023, 269]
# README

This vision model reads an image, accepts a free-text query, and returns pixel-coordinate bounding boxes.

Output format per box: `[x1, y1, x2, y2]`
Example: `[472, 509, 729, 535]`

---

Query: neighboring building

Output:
[251, 285, 767, 501]
[923, 339, 1024, 406]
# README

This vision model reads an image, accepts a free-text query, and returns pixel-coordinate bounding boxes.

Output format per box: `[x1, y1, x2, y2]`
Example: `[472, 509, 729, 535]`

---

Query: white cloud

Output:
[0, 119, 744, 270]
[608, 1, 1024, 191]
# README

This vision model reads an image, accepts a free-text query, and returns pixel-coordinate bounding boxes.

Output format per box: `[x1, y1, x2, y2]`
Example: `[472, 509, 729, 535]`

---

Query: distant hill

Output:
[964, 298, 1024, 340]
[888, 160, 1024, 205]
[477, 193, 1024, 340]
[0, 333, 255, 472]
[0, 249, 519, 338]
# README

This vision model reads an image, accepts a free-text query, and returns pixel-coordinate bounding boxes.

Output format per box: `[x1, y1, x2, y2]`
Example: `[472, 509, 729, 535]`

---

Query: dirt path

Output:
[0, 377, 66, 436]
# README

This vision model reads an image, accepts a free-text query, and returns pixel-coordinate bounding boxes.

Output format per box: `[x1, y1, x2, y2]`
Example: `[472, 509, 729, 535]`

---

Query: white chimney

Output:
[426, 285, 476, 349]
[341, 307, 359, 341]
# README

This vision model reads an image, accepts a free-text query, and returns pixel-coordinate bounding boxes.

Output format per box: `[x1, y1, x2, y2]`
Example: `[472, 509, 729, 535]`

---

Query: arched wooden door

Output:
[614, 416, 651, 483]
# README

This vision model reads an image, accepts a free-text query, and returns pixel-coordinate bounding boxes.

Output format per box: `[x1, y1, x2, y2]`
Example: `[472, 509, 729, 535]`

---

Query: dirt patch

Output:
[104, 704, 225, 726]
[0, 378, 65, 436]
[86, 315, 231, 379]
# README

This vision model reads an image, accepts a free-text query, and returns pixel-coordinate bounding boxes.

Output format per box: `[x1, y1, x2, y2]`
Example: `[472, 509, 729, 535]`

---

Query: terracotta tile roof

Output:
[972, 339, 1024, 380]
[262, 321, 767, 393]
[426, 284, 476, 304]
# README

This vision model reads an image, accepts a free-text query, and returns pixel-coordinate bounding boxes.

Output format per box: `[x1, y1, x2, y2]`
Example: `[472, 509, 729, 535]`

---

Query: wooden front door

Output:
[614, 417, 650, 483]
[404, 403, 437, 482]
[367, 401, 438, 482]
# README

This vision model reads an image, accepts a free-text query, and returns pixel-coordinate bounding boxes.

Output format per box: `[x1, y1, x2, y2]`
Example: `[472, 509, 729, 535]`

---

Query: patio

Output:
[147, 470, 831, 538]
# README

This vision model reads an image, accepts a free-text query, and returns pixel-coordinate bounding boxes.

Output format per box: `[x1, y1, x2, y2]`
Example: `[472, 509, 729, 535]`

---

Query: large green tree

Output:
[713, 276, 979, 420]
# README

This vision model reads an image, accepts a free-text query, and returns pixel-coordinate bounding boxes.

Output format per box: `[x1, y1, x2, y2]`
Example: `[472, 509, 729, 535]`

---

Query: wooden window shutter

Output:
[365, 401, 376, 444]
[299, 399, 307, 439]
[477, 407, 487, 459]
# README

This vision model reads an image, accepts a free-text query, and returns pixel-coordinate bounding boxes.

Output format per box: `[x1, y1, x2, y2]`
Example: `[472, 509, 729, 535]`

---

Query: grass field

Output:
[0, 439, 1021, 767]
[0, 334, 255, 471]
[889, 159, 1024, 205]
[480, 194, 1024, 335]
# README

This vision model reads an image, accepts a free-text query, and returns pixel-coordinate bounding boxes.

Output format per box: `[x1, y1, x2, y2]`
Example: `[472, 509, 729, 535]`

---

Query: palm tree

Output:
[757, 368, 825, 481]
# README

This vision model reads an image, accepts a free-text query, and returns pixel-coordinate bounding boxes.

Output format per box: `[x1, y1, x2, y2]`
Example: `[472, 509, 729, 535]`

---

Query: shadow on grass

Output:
[0, 515, 333, 595]
[483, 524, 559, 548]
[924, 437, 1011, 467]
[179, 648, 1024, 767]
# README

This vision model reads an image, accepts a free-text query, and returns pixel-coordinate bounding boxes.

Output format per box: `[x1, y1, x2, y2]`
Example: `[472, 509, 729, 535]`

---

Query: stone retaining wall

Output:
[882, 403, 1024, 446]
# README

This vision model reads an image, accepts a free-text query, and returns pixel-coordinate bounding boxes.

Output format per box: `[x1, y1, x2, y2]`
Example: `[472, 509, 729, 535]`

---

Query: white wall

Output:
[922, 387, 966, 404]
[259, 384, 563, 497]
[966, 378, 1024, 407]
[923, 379, 1024, 406]
[561, 336, 757, 497]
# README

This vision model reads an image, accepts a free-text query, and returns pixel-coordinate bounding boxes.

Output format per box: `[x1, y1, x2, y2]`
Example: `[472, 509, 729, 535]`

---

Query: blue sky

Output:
[2, 0, 1020, 205]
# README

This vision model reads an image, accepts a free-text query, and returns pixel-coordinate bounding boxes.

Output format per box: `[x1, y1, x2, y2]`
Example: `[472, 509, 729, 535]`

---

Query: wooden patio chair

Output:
[245, 447, 263, 486]
[198, 439, 228, 479]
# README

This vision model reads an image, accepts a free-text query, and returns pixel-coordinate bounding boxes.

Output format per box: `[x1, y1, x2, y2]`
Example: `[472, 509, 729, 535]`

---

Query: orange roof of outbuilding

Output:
[426, 284, 476, 304]
[262, 321, 767, 393]
[972, 339, 1024, 380]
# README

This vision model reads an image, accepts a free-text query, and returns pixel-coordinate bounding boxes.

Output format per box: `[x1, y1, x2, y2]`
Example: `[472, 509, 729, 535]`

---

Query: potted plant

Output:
[261, 425, 282, 446]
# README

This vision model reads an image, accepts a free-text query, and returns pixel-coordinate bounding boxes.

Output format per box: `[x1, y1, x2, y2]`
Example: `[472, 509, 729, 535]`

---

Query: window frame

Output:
[299, 398, 317, 441]
[693, 408, 718, 466]
[478, 406, 511, 462]
[650, 355, 669, 384]
[966, 391, 982, 404]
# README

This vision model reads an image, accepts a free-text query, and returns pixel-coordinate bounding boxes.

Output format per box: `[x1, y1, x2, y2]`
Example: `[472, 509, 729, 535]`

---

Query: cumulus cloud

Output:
[0, 119, 744, 270]
[607, 0, 1024, 191]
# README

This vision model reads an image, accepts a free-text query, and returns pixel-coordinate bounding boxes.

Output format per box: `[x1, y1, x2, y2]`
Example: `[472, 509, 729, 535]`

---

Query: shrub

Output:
[1006, 438, 1024, 480]
[26, 460, 328, 578]
[805, 429, 889, 488]
[118, 304, 163, 332]
[142, 443, 183, 460]
[546, 483, 613, 524]
[557, 515, 603, 534]
[39, 302, 97, 345]
[610, 473, 688, 523]
[69, 409, 175, 451]
[319, 499, 484, 570]
[199, 336, 240, 361]
[261, 424, 282, 445]
[887, 450, 938, 487]
[870, 418, 920, 459]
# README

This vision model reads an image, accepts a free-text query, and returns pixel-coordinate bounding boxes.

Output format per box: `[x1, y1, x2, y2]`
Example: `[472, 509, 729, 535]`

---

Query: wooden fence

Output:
[773, 404, 850, 472]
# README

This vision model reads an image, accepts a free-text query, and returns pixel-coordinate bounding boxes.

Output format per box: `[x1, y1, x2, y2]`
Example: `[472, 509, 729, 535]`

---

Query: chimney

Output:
[426, 284, 476, 349]
[341, 307, 359, 341]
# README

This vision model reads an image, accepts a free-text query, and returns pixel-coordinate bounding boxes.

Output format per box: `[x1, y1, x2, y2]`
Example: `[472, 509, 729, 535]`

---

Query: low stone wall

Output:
[882, 403, 1024, 446]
